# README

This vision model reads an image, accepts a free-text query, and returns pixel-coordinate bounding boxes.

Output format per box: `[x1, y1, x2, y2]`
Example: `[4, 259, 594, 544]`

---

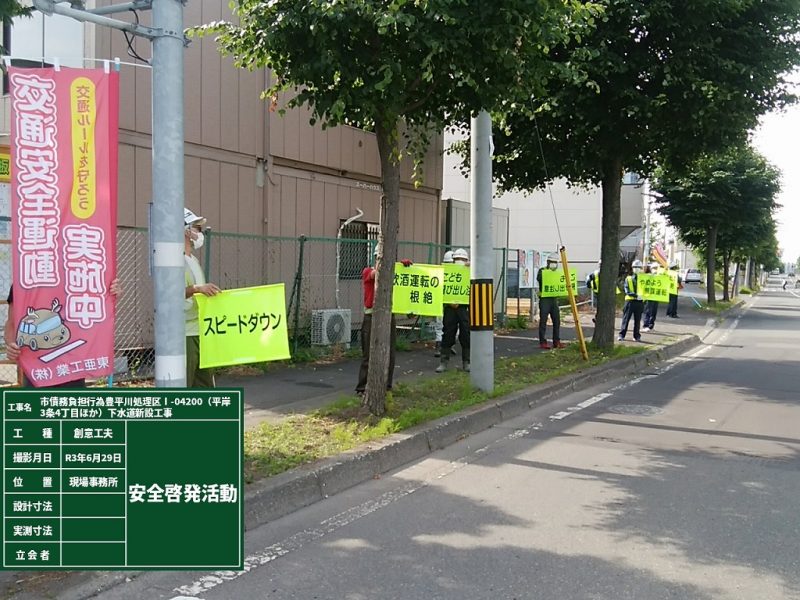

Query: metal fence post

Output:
[289, 235, 306, 355]
[203, 227, 212, 282]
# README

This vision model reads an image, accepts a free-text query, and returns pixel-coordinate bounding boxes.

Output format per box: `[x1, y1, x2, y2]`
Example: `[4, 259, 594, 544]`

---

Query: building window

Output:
[338, 220, 379, 279]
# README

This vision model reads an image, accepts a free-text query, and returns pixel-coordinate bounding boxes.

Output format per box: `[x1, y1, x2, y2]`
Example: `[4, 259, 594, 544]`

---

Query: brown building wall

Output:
[90, 1, 443, 242]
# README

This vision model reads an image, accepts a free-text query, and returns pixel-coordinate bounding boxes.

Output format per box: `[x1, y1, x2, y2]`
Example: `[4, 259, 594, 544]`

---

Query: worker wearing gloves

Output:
[436, 248, 471, 373]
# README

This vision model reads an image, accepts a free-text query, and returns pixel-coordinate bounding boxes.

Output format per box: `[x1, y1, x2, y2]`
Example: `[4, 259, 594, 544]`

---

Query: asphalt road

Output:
[80, 281, 800, 599]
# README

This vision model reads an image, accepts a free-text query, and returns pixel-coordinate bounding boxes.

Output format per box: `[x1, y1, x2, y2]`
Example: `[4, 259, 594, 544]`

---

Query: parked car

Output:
[682, 268, 703, 283]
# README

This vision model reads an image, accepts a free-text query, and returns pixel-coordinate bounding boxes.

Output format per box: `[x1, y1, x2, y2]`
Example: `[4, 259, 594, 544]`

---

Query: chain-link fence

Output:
[1, 225, 595, 384]
[0, 216, 17, 385]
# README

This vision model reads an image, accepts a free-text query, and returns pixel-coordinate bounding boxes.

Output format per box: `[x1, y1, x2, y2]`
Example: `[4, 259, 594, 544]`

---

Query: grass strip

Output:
[244, 342, 644, 483]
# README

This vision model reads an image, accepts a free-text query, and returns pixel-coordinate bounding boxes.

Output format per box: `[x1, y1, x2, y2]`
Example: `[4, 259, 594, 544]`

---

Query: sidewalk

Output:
[220, 294, 714, 429]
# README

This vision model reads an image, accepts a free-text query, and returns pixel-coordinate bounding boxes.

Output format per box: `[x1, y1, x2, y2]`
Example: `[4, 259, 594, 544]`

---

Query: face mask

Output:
[548, 263, 558, 271]
[191, 231, 205, 250]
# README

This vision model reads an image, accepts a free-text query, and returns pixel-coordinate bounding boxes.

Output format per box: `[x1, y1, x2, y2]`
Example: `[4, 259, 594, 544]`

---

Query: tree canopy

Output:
[654, 144, 781, 302]
[1, 2, 32, 22]
[489, 0, 800, 346]
[198, 0, 595, 414]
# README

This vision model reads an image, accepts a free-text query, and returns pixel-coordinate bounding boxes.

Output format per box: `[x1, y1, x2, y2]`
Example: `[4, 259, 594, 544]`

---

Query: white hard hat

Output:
[443, 250, 454, 263]
[632, 259, 643, 268]
[184, 208, 206, 228]
[547, 253, 559, 263]
[453, 248, 469, 261]
[650, 262, 659, 270]
[373, 247, 379, 257]
[670, 262, 679, 269]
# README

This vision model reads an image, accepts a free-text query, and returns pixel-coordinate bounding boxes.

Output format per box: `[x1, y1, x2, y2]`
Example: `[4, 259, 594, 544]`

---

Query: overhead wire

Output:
[531, 111, 564, 250]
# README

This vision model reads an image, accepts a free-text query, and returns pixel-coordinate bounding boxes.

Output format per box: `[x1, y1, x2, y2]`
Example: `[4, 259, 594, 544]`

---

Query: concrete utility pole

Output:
[470, 110, 494, 392]
[32, 0, 188, 386]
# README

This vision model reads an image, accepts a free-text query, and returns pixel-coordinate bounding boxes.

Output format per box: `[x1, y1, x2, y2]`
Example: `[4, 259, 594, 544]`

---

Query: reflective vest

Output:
[588, 270, 600, 293]
[624, 274, 640, 301]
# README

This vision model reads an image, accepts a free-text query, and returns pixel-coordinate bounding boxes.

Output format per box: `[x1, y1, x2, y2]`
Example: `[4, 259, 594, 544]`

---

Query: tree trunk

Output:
[721, 250, 731, 302]
[365, 118, 401, 417]
[593, 156, 623, 350]
[705, 225, 717, 305]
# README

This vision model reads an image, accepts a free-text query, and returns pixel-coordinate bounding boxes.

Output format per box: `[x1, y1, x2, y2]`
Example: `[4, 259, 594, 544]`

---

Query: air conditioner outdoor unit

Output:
[311, 309, 351, 346]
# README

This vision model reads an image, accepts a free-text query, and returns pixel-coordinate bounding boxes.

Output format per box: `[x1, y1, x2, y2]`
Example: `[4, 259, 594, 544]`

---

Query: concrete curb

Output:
[242, 332, 703, 530]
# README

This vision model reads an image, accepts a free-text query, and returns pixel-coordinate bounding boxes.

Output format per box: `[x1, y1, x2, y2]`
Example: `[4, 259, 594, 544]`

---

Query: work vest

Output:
[589, 270, 600, 293]
[624, 274, 639, 301]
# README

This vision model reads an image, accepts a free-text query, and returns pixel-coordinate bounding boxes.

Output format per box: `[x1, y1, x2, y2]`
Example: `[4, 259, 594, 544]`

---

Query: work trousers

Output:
[356, 313, 396, 393]
[538, 296, 561, 343]
[666, 294, 679, 317]
[619, 300, 644, 340]
[643, 300, 659, 329]
[441, 304, 470, 362]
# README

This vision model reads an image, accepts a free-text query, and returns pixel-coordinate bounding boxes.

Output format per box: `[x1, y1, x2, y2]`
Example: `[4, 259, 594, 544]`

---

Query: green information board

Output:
[1, 389, 243, 570]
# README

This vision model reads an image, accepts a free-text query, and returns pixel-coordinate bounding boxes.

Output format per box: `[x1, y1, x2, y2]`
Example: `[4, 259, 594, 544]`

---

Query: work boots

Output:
[435, 357, 448, 373]
[434, 342, 441, 358]
[462, 360, 470, 372]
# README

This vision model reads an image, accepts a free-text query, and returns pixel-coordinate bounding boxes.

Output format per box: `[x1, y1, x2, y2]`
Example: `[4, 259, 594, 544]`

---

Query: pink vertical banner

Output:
[9, 67, 119, 387]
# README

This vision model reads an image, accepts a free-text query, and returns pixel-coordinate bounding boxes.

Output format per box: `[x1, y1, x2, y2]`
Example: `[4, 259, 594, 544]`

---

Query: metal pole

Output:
[150, 0, 186, 386]
[470, 110, 493, 392]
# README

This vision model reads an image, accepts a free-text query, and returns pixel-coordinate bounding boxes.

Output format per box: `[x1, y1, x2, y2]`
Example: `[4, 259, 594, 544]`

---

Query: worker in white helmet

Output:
[618, 259, 645, 342]
[437, 248, 471, 373]
[536, 253, 565, 349]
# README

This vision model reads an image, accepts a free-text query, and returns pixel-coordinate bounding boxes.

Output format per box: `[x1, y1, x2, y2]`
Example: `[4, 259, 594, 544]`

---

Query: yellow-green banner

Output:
[540, 268, 577, 297]
[392, 263, 443, 316]
[443, 264, 470, 304]
[196, 284, 290, 368]
[637, 274, 671, 302]
[667, 270, 679, 295]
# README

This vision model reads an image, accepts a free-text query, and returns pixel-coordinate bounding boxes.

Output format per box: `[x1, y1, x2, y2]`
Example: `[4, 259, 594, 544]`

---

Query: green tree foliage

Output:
[489, 0, 800, 347]
[654, 144, 781, 303]
[196, 0, 595, 414]
[1, 1, 32, 22]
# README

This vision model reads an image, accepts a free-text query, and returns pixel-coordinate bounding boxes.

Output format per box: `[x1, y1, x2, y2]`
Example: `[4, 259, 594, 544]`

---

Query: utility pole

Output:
[32, 0, 188, 386]
[469, 110, 494, 392]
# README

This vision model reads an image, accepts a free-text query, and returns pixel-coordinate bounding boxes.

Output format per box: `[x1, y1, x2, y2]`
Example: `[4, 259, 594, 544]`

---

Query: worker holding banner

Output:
[618, 260, 645, 342]
[184, 208, 221, 387]
[666, 262, 683, 318]
[436, 248, 471, 373]
[537, 254, 572, 349]
[642, 263, 661, 332]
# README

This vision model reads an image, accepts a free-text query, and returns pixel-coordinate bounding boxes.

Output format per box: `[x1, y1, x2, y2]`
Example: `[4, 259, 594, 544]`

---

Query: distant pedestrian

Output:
[537, 253, 565, 349]
[437, 248, 471, 373]
[666, 262, 682, 318]
[642, 263, 660, 332]
[619, 260, 645, 342]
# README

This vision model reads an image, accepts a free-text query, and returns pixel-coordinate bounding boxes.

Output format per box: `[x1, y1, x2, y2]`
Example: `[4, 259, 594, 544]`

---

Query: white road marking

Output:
[170, 305, 749, 599]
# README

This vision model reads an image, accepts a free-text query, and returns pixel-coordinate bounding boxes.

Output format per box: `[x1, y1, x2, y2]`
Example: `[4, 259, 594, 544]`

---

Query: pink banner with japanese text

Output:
[10, 67, 119, 387]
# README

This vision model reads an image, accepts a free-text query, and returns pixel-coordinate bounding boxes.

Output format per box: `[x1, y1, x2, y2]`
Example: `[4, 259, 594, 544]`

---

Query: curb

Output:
[242, 332, 702, 530]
